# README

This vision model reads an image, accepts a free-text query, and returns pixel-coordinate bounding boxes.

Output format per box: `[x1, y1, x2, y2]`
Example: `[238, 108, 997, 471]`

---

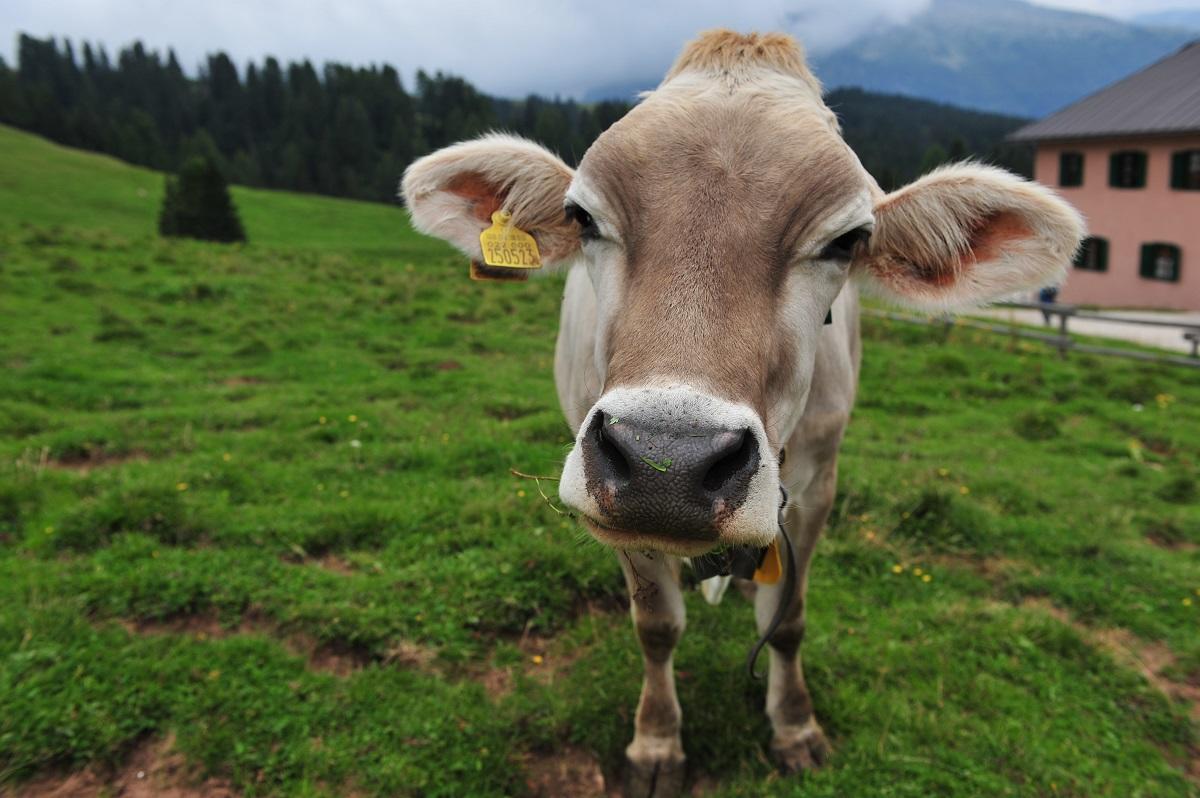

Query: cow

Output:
[401, 30, 1083, 797]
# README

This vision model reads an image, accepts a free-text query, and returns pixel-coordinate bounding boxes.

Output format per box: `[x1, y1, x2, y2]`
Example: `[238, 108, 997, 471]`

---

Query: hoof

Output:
[626, 742, 685, 798]
[771, 720, 830, 773]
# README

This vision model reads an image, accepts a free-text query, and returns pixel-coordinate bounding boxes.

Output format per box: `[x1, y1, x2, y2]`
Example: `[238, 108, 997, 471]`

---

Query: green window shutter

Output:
[1110, 151, 1147, 188]
[1059, 152, 1083, 187]
[1074, 237, 1109, 272]
[1139, 243, 1181, 282]
[1172, 150, 1200, 190]
[1171, 151, 1186, 189]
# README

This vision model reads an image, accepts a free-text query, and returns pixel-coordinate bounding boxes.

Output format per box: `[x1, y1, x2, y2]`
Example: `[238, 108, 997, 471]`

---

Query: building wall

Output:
[1034, 135, 1200, 310]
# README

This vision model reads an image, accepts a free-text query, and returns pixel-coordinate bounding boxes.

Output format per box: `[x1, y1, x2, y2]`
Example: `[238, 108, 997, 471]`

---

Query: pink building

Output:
[1011, 41, 1200, 311]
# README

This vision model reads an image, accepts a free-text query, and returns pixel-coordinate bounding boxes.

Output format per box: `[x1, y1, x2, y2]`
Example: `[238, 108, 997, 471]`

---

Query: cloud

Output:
[0, 0, 932, 98]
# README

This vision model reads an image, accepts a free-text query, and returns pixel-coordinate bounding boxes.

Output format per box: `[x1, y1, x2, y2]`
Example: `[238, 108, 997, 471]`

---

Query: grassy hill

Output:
[1, 125, 1198, 796]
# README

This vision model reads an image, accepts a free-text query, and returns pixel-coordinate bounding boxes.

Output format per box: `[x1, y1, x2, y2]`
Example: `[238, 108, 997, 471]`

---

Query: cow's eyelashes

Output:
[818, 227, 871, 262]
[565, 202, 601, 241]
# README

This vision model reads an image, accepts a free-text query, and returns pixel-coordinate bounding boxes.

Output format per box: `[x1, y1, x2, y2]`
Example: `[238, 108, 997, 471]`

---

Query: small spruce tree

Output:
[158, 155, 246, 243]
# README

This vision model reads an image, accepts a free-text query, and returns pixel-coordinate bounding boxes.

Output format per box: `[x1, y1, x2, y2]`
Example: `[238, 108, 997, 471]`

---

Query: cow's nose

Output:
[581, 411, 760, 541]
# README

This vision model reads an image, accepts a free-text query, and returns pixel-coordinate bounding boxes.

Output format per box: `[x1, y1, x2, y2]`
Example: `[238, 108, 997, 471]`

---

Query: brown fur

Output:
[587, 79, 861, 420]
[664, 29, 823, 98]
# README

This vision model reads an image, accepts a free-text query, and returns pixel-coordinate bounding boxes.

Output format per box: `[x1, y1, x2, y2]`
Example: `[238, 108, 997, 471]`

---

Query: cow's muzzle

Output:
[559, 386, 779, 555]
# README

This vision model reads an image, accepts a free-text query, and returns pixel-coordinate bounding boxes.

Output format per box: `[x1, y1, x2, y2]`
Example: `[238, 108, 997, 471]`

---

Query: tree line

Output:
[0, 33, 1031, 203]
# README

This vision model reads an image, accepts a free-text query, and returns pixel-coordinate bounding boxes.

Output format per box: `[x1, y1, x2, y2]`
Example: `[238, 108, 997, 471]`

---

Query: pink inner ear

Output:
[445, 172, 505, 222]
[959, 211, 1032, 268]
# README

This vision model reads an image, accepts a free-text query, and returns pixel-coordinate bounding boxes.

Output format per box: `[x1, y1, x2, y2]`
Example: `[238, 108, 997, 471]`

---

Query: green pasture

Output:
[0, 124, 1197, 796]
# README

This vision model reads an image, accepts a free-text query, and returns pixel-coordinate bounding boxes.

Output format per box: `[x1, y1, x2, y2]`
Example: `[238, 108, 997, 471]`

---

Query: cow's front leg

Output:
[618, 549, 686, 798]
[755, 463, 836, 772]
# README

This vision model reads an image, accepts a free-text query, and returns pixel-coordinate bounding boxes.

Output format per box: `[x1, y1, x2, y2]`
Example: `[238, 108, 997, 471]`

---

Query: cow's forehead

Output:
[575, 77, 869, 248]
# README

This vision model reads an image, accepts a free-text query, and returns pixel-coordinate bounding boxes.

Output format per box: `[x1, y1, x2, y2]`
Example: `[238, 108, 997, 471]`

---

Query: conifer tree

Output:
[158, 155, 246, 243]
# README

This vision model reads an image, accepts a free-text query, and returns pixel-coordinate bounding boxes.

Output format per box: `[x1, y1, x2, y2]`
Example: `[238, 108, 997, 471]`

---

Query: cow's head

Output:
[402, 31, 1083, 556]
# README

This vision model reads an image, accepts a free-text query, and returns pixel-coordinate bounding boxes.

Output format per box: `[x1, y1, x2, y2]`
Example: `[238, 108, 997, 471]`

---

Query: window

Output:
[1109, 150, 1147, 188]
[1059, 151, 1084, 187]
[1073, 236, 1108, 272]
[1170, 150, 1200, 190]
[1139, 243, 1181, 283]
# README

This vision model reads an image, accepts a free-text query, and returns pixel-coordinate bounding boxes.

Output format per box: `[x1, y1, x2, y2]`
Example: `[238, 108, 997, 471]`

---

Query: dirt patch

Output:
[1144, 533, 1198, 553]
[46, 448, 149, 473]
[521, 745, 613, 798]
[119, 611, 435, 679]
[221, 376, 266, 386]
[477, 601, 623, 701]
[1020, 598, 1200, 721]
[435, 360, 462, 371]
[316, 553, 356, 575]
[18, 734, 237, 797]
[933, 553, 1030, 582]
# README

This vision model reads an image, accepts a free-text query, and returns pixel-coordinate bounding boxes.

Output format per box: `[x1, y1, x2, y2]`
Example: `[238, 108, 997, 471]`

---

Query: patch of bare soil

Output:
[521, 745, 613, 798]
[1021, 598, 1199, 718]
[1144, 533, 1198, 553]
[220, 376, 266, 386]
[17, 734, 237, 797]
[477, 600, 624, 701]
[46, 448, 148, 473]
[120, 611, 436, 679]
[1020, 598, 1200, 782]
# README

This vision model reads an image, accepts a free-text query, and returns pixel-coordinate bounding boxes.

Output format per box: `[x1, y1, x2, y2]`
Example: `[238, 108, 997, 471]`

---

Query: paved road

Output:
[970, 308, 1200, 355]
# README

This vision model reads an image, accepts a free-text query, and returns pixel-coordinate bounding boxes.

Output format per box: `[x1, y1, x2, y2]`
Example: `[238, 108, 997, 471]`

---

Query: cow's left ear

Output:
[401, 133, 581, 266]
[855, 163, 1085, 309]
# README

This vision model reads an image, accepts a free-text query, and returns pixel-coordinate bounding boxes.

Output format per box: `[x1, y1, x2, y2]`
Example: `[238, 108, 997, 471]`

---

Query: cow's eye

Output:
[565, 202, 600, 241]
[819, 227, 871, 262]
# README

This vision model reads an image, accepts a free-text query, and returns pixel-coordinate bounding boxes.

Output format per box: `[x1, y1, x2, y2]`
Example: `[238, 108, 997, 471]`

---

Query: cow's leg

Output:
[619, 550, 686, 798]
[755, 453, 838, 773]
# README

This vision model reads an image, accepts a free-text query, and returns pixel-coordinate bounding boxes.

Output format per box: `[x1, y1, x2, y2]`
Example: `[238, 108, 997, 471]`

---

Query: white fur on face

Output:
[559, 385, 781, 551]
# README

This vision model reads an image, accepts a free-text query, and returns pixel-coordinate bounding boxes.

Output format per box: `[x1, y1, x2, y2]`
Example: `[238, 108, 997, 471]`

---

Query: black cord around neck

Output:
[746, 487, 796, 680]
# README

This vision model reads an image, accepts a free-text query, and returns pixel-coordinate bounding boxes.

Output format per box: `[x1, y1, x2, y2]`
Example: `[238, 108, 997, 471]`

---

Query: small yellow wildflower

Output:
[891, 564, 904, 574]
[959, 485, 970, 495]
[913, 567, 923, 576]
[208, 669, 221, 681]
[937, 468, 949, 477]
[531, 655, 544, 665]
[517, 489, 526, 498]
[348, 414, 358, 423]
[865, 530, 876, 541]
[1184, 598, 1194, 607]
[222, 452, 232, 462]
[319, 416, 327, 425]
[176, 482, 188, 492]
[922, 574, 932, 583]
[44, 526, 53, 535]
[339, 489, 349, 498]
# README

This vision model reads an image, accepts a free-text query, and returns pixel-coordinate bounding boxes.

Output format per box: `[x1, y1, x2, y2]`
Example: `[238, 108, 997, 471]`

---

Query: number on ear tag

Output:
[479, 210, 542, 269]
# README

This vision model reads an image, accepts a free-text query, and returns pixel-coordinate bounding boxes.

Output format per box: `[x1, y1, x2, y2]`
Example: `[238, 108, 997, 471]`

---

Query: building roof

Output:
[1010, 40, 1200, 142]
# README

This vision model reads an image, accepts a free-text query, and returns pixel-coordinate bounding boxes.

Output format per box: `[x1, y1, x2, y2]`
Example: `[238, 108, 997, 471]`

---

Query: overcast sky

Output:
[2, 0, 1198, 98]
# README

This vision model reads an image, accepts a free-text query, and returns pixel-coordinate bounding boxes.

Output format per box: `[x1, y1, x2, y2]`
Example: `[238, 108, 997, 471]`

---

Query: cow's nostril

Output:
[594, 413, 632, 481]
[702, 429, 758, 492]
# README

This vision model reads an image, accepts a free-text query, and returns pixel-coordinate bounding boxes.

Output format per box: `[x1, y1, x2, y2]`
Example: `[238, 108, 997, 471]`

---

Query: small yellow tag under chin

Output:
[479, 210, 542, 269]
[753, 539, 782, 585]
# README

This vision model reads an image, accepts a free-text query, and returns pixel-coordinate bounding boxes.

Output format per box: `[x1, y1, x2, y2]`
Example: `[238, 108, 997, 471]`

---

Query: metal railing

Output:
[862, 301, 1200, 369]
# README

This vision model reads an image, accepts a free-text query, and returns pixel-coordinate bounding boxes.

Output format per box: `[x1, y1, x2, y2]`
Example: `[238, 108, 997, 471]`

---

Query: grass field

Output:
[1, 123, 1198, 797]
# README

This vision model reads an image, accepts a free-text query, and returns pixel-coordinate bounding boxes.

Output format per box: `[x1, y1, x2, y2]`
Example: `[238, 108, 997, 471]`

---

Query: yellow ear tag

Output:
[753, 539, 782, 585]
[479, 210, 542, 269]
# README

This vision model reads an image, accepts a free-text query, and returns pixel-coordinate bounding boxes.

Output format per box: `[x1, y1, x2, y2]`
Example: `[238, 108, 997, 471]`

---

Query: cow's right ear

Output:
[400, 133, 581, 265]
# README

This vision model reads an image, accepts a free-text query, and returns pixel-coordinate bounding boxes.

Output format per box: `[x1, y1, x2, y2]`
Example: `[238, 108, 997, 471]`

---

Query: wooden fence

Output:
[863, 301, 1200, 369]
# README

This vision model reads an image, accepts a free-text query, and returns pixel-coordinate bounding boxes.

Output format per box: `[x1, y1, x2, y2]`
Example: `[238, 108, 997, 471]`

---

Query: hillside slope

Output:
[0, 124, 410, 253]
